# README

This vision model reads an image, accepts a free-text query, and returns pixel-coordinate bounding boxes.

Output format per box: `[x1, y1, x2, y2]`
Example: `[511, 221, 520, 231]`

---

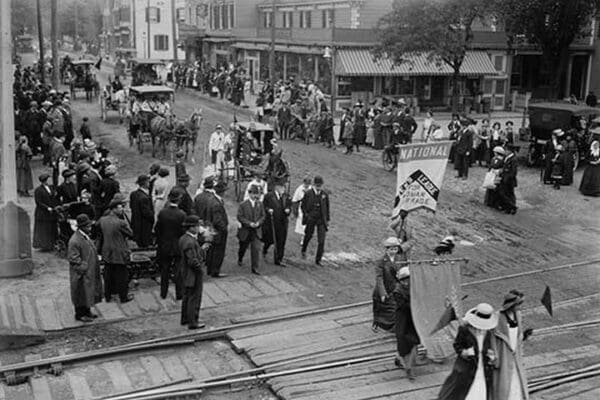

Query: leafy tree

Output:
[11, 0, 37, 37]
[374, 0, 490, 111]
[493, 0, 600, 98]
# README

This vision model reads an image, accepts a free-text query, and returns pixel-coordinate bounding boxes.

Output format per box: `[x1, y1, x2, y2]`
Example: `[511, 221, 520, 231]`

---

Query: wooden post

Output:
[50, 0, 59, 88]
[0, 0, 34, 277]
[171, 0, 178, 61]
[36, 0, 45, 84]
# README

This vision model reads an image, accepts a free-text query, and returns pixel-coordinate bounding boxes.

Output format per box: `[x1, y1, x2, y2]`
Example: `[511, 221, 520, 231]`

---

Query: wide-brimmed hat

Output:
[108, 193, 127, 209]
[492, 146, 505, 155]
[502, 290, 524, 311]
[383, 237, 401, 248]
[76, 214, 93, 229]
[182, 215, 201, 227]
[214, 180, 228, 194]
[41, 100, 52, 108]
[464, 303, 498, 330]
[396, 267, 410, 280]
[62, 169, 76, 178]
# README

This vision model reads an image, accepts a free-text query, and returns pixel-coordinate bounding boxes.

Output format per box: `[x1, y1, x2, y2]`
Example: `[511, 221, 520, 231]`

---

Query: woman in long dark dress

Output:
[16, 135, 34, 196]
[484, 147, 505, 209]
[496, 145, 518, 214]
[33, 173, 60, 251]
[372, 237, 407, 332]
[438, 303, 499, 400]
[580, 140, 600, 197]
[394, 266, 419, 380]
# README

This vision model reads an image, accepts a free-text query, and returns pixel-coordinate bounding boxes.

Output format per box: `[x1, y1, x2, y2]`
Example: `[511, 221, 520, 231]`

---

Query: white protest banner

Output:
[393, 141, 453, 215]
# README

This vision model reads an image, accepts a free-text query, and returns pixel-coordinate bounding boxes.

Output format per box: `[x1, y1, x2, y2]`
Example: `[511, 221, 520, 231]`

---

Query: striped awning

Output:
[336, 49, 499, 77]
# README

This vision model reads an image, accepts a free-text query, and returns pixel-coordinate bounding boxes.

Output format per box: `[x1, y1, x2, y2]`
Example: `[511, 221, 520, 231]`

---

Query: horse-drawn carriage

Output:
[113, 47, 137, 78]
[131, 59, 166, 86]
[127, 85, 201, 160]
[100, 85, 128, 123]
[226, 121, 289, 200]
[68, 60, 99, 99]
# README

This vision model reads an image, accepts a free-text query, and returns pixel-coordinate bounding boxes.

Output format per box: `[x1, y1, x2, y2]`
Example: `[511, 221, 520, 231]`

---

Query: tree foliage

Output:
[493, 0, 600, 98]
[11, 0, 37, 37]
[374, 0, 490, 110]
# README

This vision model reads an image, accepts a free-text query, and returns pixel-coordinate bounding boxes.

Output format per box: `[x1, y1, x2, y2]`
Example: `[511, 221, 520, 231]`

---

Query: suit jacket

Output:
[455, 128, 474, 155]
[237, 199, 265, 242]
[301, 188, 330, 226]
[130, 188, 155, 247]
[193, 191, 211, 221]
[155, 205, 186, 257]
[98, 177, 120, 212]
[203, 191, 229, 244]
[263, 191, 291, 225]
[34, 185, 59, 222]
[171, 184, 193, 215]
[178, 233, 206, 287]
[57, 182, 78, 204]
[97, 210, 133, 264]
[67, 230, 102, 307]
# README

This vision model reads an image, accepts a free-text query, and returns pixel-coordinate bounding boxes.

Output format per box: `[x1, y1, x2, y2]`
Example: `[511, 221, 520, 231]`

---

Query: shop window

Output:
[299, 55, 315, 81]
[322, 9, 334, 28]
[274, 53, 285, 81]
[286, 53, 300, 80]
[221, 4, 228, 29]
[154, 35, 169, 51]
[176, 8, 186, 23]
[338, 79, 352, 97]
[493, 55, 505, 72]
[382, 77, 414, 96]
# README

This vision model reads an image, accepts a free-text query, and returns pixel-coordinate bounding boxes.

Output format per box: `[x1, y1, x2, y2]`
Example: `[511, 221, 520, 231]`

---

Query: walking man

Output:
[179, 215, 210, 329]
[301, 176, 330, 266]
[263, 180, 291, 266]
[208, 124, 227, 176]
[67, 214, 103, 322]
[171, 174, 193, 215]
[130, 175, 155, 247]
[155, 191, 186, 299]
[455, 120, 475, 179]
[237, 185, 265, 275]
[97, 193, 134, 303]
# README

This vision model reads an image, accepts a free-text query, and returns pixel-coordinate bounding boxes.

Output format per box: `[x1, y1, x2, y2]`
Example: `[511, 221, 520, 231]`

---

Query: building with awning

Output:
[334, 49, 504, 111]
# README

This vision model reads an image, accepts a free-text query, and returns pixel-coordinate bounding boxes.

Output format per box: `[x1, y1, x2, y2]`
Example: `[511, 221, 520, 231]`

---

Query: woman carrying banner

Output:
[394, 266, 420, 380]
[438, 303, 498, 400]
[372, 237, 406, 333]
[389, 209, 414, 259]
[491, 290, 532, 400]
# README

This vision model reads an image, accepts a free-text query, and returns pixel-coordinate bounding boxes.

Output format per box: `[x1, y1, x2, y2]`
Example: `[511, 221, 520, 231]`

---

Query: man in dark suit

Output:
[57, 169, 79, 204]
[263, 180, 291, 266]
[98, 164, 120, 216]
[155, 191, 186, 299]
[179, 215, 209, 329]
[129, 174, 155, 247]
[237, 185, 265, 275]
[33, 173, 60, 251]
[171, 174, 193, 215]
[301, 175, 330, 266]
[194, 177, 229, 278]
[277, 102, 292, 140]
[455, 120, 475, 179]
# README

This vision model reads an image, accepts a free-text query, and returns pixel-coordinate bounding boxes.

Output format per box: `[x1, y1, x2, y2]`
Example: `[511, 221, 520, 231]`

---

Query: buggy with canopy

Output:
[68, 60, 99, 99]
[131, 59, 166, 86]
[127, 85, 175, 154]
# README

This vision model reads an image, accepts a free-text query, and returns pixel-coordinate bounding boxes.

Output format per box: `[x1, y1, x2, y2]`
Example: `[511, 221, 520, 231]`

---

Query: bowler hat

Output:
[214, 180, 228, 194]
[177, 173, 191, 182]
[203, 176, 216, 189]
[168, 190, 182, 202]
[136, 174, 150, 185]
[62, 169, 76, 178]
[182, 215, 201, 227]
[248, 185, 260, 195]
[76, 214, 93, 228]
[313, 175, 324, 185]
[38, 173, 51, 183]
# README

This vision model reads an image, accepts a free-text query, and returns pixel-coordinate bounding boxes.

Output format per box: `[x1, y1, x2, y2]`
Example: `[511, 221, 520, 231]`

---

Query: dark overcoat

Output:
[67, 230, 103, 307]
[438, 325, 495, 400]
[97, 211, 133, 264]
[237, 199, 265, 242]
[262, 191, 291, 246]
[179, 233, 206, 288]
[33, 184, 59, 249]
[155, 205, 186, 257]
[130, 188, 155, 247]
[372, 254, 407, 332]
[301, 188, 330, 226]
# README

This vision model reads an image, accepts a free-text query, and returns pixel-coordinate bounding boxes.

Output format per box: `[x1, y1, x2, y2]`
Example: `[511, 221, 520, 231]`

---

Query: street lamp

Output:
[323, 45, 335, 115]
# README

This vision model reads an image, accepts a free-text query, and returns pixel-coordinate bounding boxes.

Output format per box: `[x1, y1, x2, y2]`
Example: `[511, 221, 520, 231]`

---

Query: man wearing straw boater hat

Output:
[98, 193, 134, 303]
[179, 215, 210, 329]
[67, 214, 103, 322]
[438, 303, 499, 400]
[492, 290, 531, 400]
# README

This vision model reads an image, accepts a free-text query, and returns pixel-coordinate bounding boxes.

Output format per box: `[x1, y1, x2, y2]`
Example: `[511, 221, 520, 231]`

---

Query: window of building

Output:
[283, 11, 293, 28]
[154, 35, 169, 51]
[322, 9, 334, 28]
[493, 55, 505, 72]
[382, 76, 415, 96]
[119, 7, 130, 23]
[299, 10, 312, 29]
[146, 6, 160, 23]
[221, 4, 228, 29]
[263, 11, 273, 28]
[229, 4, 234, 29]
[176, 8, 185, 23]
[211, 4, 220, 29]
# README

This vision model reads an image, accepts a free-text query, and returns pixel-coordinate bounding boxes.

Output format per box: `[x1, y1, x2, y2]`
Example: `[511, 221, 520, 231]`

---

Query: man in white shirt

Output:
[209, 124, 227, 176]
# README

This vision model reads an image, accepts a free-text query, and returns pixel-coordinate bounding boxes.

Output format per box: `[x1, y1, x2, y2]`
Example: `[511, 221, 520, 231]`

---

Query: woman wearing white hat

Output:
[372, 237, 407, 333]
[438, 303, 498, 400]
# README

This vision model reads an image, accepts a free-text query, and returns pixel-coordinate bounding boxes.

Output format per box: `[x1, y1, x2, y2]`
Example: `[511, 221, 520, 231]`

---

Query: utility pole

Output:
[171, 0, 178, 61]
[74, 2, 78, 50]
[50, 0, 59, 87]
[269, 0, 276, 88]
[36, 0, 45, 84]
[330, 1, 336, 116]
[147, 0, 151, 59]
[0, 0, 34, 277]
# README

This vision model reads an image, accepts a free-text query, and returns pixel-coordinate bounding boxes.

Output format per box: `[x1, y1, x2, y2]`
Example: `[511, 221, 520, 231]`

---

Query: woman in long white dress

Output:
[438, 303, 498, 400]
[291, 177, 312, 244]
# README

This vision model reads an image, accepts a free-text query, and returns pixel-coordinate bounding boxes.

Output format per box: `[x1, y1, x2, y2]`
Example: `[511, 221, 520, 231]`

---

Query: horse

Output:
[101, 86, 129, 123]
[178, 108, 203, 163]
[148, 113, 176, 158]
